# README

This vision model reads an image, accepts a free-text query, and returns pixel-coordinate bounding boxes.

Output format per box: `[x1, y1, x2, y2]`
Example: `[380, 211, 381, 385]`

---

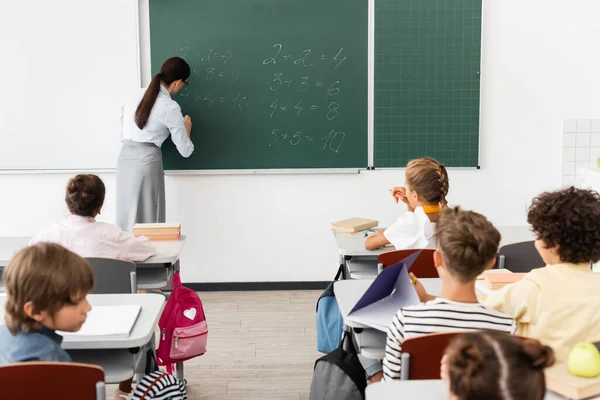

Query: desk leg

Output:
[339, 256, 351, 280]
[175, 362, 185, 385]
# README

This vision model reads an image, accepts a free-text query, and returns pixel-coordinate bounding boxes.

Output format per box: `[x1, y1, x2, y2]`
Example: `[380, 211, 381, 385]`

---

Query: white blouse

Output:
[121, 85, 194, 157]
[383, 206, 436, 250]
[30, 215, 156, 262]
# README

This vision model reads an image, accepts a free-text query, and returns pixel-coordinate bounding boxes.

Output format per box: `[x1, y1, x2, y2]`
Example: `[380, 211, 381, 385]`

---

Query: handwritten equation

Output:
[268, 128, 345, 153]
[263, 44, 347, 154]
[177, 46, 248, 114]
[175, 44, 351, 155]
[262, 44, 347, 71]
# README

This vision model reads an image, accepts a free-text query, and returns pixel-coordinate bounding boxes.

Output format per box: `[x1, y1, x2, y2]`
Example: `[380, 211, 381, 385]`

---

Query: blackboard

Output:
[374, 0, 482, 168]
[150, 0, 368, 170]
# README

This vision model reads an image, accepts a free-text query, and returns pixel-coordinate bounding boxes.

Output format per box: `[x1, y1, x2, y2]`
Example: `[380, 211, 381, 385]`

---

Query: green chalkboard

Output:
[150, 0, 368, 170]
[374, 0, 482, 168]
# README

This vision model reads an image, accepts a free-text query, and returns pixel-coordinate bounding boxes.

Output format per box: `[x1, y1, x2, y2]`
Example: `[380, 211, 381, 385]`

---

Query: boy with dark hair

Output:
[484, 187, 600, 362]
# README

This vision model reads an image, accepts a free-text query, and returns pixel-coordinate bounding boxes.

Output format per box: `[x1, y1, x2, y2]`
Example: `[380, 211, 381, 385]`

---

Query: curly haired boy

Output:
[484, 187, 600, 361]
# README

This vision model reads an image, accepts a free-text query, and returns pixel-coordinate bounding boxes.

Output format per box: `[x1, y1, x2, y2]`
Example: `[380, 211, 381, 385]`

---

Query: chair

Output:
[400, 332, 459, 380]
[378, 249, 437, 278]
[85, 258, 137, 294]
[497, 241, 545, 273]
[0, 362, 105, 399]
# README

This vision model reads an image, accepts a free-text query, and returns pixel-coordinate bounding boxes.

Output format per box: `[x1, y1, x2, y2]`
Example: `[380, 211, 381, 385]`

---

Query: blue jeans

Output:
[358, 355, 382, 378]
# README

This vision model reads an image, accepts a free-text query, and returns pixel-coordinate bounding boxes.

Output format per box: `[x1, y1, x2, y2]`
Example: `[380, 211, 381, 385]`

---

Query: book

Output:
[331, 218, 378, 233]
[134, 222, 181, 240]
[476, 268, 513, 280]
[484, 272, 527, 290]
[58, 305, 141, 339]
[144, 234, 181, 241]
[546, 362, 600, 400]
[133, 223, 181, 230]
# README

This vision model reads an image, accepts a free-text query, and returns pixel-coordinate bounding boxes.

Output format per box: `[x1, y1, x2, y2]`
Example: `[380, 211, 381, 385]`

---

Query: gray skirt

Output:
[116, 140, 165, 232]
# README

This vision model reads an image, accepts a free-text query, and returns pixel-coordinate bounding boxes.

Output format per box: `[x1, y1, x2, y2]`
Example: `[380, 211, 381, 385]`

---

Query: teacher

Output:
[117, 57, 194, 232]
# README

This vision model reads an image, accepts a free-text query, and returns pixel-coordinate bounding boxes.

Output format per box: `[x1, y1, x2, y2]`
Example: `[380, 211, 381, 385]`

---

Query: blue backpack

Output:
[316, 265, 344, 354]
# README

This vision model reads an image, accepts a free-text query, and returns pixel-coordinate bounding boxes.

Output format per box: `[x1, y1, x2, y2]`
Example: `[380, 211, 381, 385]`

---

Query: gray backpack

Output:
[309, 333, 367, 400]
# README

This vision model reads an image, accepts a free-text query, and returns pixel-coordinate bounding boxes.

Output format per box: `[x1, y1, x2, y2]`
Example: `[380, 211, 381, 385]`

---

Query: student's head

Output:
[65, 174, 105, 218]
[434, 206, 501, 282]
[527, 187, 600, 265]
[405, 157, 449, 208]
[443, 331, 554, 400]
[3, 243, 94, 334]
[135, 56, 191, 130]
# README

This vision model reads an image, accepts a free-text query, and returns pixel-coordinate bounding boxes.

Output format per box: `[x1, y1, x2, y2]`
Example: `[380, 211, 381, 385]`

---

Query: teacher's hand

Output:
[184, 115, 192, 138]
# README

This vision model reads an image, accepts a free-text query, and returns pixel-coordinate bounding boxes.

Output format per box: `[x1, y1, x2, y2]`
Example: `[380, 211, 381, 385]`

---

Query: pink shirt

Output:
[30, 215, 156, 262]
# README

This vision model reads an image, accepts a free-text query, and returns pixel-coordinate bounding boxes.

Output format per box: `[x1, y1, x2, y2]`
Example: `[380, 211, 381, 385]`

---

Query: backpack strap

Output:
[139, 372, 169, 400]
[334, 264, 344, 281]
[173, 270, 182, 289]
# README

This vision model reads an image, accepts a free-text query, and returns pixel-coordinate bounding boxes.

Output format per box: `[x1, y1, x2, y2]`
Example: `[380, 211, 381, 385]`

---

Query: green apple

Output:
[568, 342, 600, 378]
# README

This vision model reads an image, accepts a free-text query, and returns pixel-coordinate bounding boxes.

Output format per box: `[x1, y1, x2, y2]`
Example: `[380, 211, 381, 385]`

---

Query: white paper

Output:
[59, 305, 141, 338]
[347, 265, 420, 332]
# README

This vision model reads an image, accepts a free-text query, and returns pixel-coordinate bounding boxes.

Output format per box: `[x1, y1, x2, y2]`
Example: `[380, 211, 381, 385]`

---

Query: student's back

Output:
[519, 265, 600, 359]
[30, 174, 155, 262]
[382, 207, 516, 381]
[484, 187, 600, 362]
[365, 157, 449, 251]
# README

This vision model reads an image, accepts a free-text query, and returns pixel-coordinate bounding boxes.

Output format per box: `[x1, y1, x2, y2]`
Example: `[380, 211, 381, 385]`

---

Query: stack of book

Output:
[331, 218, 378, 233]
[133, 223, 181, 241]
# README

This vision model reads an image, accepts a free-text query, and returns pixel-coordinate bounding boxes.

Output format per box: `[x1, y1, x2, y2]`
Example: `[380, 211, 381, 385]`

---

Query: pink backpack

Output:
[156, 271, 207, 373]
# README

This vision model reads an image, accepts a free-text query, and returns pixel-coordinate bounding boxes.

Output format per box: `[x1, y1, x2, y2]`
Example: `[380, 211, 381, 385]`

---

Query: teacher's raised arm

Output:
[116, 57, 194, 232]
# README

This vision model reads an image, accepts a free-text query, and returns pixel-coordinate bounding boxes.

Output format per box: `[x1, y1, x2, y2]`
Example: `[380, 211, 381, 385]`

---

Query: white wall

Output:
[1, 0, 600, 282]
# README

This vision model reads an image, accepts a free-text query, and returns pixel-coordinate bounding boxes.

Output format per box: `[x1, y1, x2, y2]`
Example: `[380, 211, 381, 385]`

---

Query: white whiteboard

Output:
[0, 0, 140, 170]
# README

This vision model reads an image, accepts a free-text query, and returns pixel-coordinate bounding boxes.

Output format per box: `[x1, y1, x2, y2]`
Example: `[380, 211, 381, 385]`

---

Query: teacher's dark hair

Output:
[135, 57, 190, 130]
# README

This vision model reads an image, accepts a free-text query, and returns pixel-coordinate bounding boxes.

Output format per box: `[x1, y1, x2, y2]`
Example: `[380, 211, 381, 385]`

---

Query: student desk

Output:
[334, 226, 534, 279]
[0, 293, 165, 384]
[334, 278, 486, 360]
[0, 236, 186, 291]
[366, 380, 565, 399]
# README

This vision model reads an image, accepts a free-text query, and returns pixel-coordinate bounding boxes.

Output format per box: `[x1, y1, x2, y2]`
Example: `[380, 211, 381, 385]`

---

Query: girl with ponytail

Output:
[117, 57, 194, 232]
[365, 157, 449, 250]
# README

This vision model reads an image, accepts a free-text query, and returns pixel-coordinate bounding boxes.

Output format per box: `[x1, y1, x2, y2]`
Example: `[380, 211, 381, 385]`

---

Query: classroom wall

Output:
[1, 0, 599, 283]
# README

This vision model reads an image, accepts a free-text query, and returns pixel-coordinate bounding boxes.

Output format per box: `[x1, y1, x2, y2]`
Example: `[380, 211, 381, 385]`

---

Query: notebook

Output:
[546, 362, 600, 399]
[59, 305, 141, 338]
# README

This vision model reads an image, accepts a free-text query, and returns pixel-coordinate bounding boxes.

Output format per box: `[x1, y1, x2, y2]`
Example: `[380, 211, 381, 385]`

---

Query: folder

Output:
[347, 251, 421, 332]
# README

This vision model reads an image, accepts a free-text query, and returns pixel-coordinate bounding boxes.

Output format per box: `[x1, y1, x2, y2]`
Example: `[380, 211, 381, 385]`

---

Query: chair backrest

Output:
[401, 332, 459, 380]
[378, 249, 437, 278]
[0, 362, 105, 400]
[498, 241, 545, 273]
[85, 257, 137, 294]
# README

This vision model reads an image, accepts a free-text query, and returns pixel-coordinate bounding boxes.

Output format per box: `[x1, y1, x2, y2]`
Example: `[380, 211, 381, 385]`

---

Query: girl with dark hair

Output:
[117, 57, 195, 232]
[30, 174, 155, 261]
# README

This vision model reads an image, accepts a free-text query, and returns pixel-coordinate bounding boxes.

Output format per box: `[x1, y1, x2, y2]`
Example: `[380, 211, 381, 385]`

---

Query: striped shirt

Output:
[131, 371, 187, 400]
[382, 298, 516, 380]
